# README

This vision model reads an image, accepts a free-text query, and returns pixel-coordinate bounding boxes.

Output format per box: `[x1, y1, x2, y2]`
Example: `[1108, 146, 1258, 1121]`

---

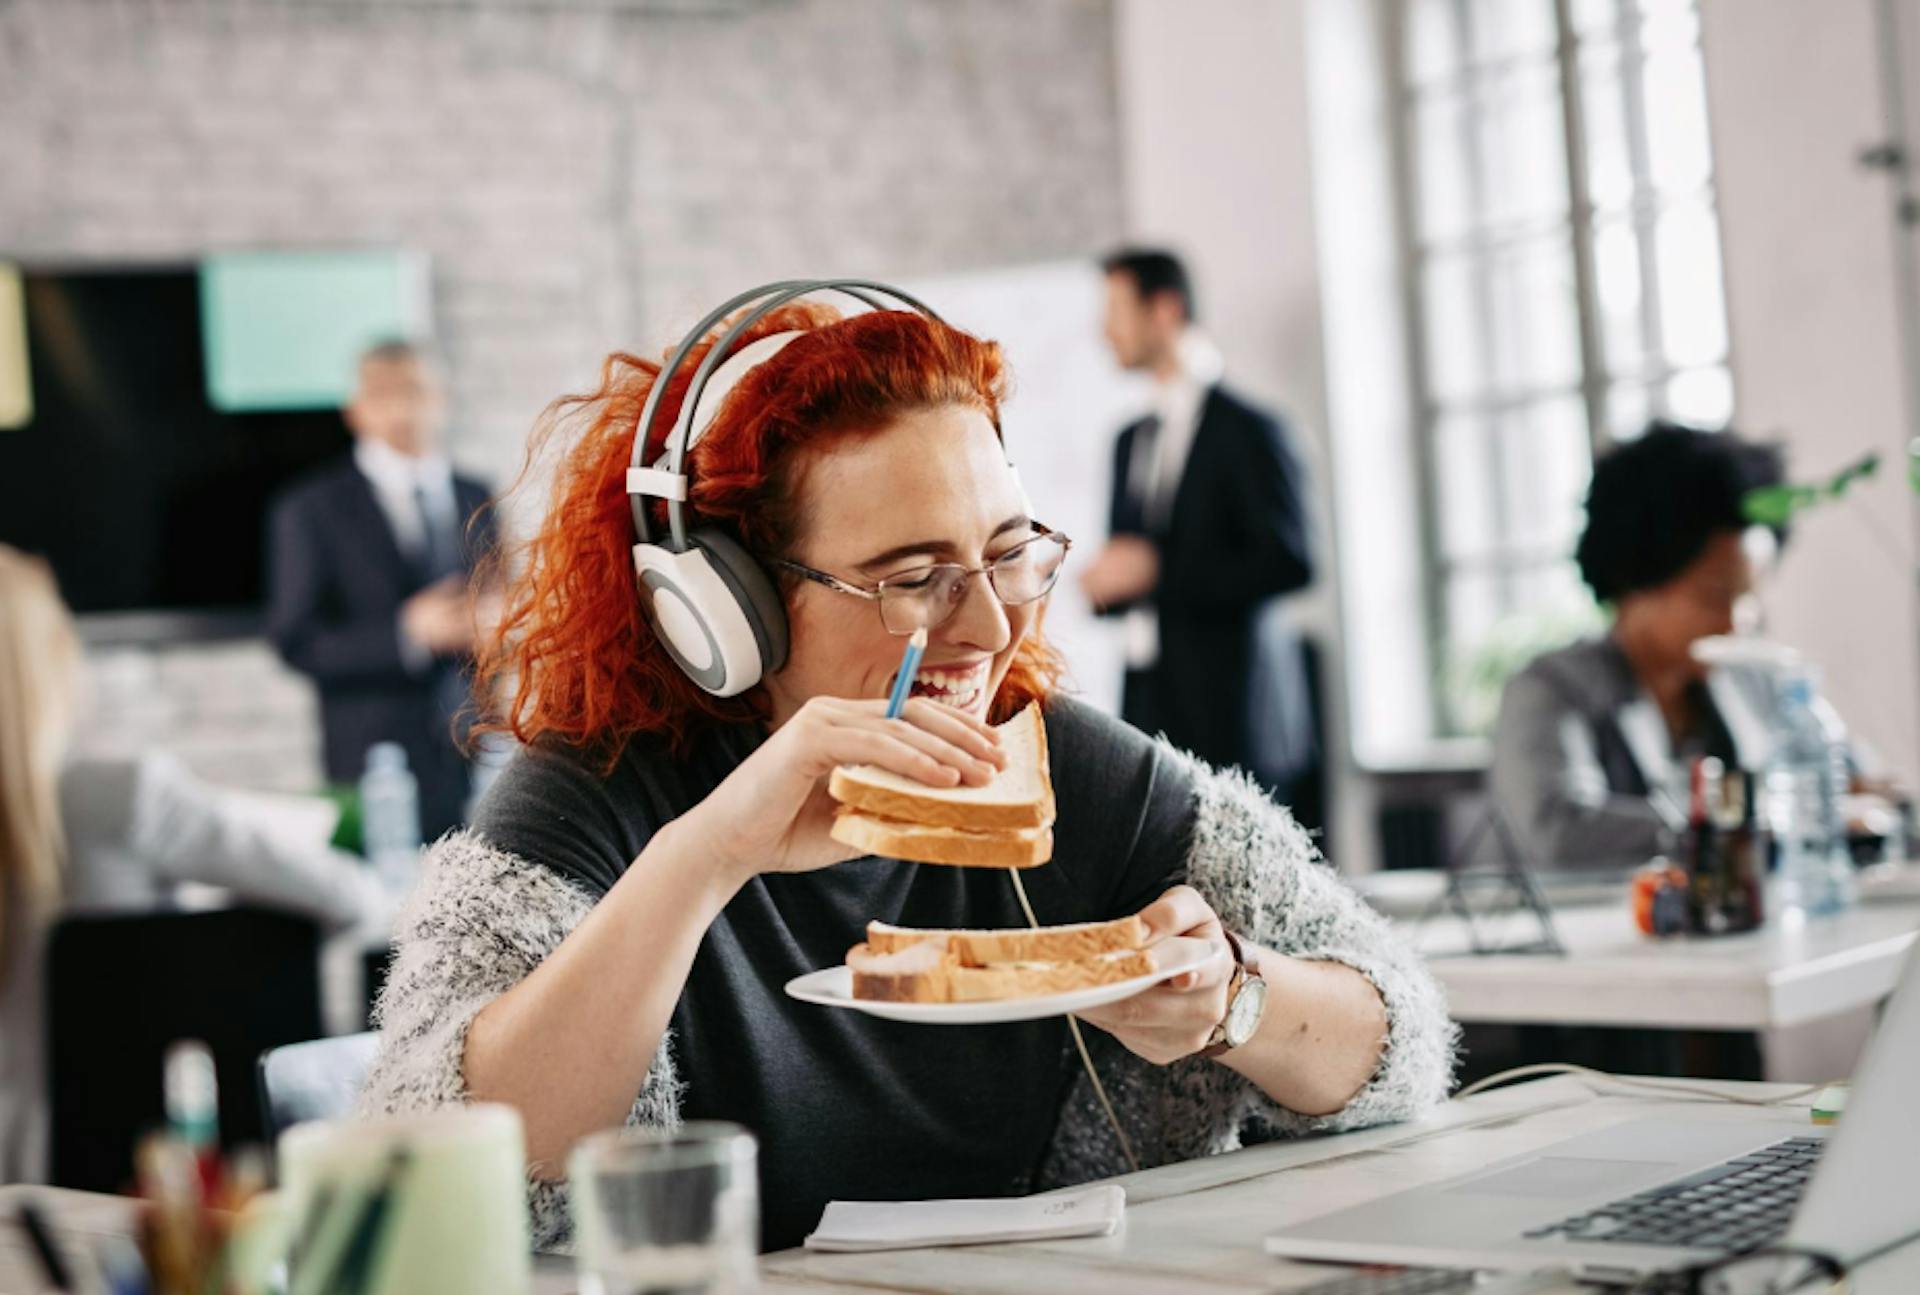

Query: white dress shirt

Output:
[353, 439, 460, 672]
[352, 438, 458, 570]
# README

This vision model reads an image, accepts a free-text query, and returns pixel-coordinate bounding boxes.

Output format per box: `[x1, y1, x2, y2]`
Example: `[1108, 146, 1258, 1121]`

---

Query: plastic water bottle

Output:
[1766, 674, 1854, 919]
[360, 741, 423, 895]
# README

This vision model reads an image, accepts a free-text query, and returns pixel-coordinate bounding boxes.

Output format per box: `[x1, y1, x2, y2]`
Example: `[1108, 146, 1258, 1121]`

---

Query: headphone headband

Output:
[627, 278, 943, 552]
[623, 278, 944, 699]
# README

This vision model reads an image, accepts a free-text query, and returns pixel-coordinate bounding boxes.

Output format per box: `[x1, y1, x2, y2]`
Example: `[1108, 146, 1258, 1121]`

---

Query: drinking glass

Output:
[569, 1122, 759, 1295]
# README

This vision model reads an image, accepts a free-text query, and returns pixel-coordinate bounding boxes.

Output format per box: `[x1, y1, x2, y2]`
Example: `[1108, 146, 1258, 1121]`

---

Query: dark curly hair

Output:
[1575, 421, 1786, 603]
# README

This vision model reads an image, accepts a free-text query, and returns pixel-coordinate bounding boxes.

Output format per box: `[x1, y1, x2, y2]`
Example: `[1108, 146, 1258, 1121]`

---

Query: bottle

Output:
[162, 1038, 219, 1199]
[360, 741, 422, 894]
[1767, 673, 1854, 919]
[1683, 756, 1721, 934]
[1805, 688, 1859, 910]
[1716, 769, 1766, 932]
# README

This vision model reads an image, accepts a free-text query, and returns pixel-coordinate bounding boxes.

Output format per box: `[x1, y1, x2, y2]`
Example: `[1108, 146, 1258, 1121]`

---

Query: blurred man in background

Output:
[266, 340, 496, 838]
[1079, 248, 1322, 830]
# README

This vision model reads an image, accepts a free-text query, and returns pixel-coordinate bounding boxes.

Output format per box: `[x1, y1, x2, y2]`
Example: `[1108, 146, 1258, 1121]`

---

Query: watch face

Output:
[1225, 977, 1268, 1047]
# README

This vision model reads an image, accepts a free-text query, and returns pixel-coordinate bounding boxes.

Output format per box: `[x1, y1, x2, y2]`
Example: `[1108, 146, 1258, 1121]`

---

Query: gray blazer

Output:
[1489, 637, 1782, 870]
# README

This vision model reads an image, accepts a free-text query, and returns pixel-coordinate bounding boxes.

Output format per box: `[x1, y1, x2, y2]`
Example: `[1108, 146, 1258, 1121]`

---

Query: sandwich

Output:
[846, 914, 1154, 1003]
[827, 702, 1054, 868]
[829, 703, 1145, 1005]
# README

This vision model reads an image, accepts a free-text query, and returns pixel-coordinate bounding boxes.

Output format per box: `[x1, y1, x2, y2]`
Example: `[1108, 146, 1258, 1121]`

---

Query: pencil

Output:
[16, 1199, 72, 1291]
[884, 626, 928, 719]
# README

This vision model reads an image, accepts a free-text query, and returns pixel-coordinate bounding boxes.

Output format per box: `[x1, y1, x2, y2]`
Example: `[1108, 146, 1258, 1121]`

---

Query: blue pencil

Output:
[884, 626, 928, 719]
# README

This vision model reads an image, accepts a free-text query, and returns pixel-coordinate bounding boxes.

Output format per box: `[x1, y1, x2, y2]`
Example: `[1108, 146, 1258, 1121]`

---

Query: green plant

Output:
[1741, 450, 1883, 527]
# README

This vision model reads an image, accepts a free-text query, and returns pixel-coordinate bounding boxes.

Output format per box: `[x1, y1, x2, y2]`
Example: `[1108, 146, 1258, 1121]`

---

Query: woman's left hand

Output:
[1075, 885, 1237, 1065]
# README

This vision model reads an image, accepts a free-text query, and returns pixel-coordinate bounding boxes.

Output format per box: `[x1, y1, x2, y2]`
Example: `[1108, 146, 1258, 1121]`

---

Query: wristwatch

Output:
[1197, 930, 1267, 1059]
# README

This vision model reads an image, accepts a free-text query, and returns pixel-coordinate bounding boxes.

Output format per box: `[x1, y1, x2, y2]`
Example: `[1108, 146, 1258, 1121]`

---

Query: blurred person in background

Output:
[0, 546, 386, 1183]
[1079, 248, 1321, 830]
[266, 339, 498, 838]
[1489, 421, 1869, 869]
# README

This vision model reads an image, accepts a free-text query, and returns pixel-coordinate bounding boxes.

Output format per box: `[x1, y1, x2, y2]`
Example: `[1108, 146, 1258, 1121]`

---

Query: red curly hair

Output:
[477, 302, 1065, 766]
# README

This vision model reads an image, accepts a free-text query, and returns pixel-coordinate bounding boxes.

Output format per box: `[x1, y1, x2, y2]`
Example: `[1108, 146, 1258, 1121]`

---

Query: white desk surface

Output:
[11, 1077, 1917, 1294]
[767, 1074, 1920, 1293]
[1405, 899, 1920, 1030]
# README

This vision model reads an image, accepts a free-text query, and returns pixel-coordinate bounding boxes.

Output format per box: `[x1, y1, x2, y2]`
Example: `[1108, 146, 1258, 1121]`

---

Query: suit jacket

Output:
[1103, 385, 1316, 791]
[1489, 636, 1783, 870]
[265, 458, 496, 838]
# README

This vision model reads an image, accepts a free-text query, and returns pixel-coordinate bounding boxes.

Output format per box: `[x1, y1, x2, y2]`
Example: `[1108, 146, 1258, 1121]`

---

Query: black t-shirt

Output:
[471, 696, 1197, 1250]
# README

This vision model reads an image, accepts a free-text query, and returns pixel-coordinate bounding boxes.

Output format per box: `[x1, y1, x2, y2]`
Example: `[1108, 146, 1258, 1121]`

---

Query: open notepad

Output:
[804, 1184, 1126, 1253]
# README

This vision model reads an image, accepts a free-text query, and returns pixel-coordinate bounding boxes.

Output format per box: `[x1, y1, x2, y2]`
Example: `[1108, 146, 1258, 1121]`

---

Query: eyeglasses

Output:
[772, 525, 1072, 636]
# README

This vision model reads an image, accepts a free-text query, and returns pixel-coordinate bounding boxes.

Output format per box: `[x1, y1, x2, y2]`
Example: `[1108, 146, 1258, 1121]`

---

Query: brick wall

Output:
[2, 0, 1123, 791]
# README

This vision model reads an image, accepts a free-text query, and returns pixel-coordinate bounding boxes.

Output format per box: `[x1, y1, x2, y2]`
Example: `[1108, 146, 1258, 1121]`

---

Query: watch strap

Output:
[1196, 930, 1251, 1060]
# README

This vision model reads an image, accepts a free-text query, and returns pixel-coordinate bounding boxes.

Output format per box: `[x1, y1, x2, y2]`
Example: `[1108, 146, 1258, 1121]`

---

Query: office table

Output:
[11, 1076, 1917, 1293]
[758, 1074, 1917, 1293]
[1408, 901, 1920, 1032]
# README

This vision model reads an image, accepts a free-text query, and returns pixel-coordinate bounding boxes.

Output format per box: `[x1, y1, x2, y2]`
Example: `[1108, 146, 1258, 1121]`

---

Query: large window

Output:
[1395, 0, 1732, 734]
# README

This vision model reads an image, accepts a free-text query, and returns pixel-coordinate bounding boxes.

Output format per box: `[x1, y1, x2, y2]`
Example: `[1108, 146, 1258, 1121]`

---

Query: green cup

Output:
[275, 1104, 532, 1295]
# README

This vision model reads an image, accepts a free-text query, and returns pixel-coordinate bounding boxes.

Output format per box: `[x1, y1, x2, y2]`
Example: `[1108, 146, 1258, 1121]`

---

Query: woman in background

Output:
[1490, 422, 1797, 869]
[0, 545, 386, 1182]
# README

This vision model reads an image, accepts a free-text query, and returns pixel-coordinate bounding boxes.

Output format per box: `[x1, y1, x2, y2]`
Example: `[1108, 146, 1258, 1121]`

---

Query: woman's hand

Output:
[684, 696, 1006, 883]
[1076, 885, 1236, 1065]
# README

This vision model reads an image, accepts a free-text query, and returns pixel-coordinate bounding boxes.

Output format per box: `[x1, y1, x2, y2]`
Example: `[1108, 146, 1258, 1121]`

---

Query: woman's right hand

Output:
[685, 697, 1006, 882]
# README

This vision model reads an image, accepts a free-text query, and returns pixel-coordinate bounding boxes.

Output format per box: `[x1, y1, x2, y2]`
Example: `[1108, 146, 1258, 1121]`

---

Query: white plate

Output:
[783, 946, 1210, 1025]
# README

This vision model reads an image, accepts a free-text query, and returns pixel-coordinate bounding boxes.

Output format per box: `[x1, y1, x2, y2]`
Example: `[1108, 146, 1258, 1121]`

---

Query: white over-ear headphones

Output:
[625, 279, 943, 696]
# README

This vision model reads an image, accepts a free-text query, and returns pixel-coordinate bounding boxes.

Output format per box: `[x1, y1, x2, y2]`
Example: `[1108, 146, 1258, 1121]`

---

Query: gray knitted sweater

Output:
[360, 751, 1458, 1249]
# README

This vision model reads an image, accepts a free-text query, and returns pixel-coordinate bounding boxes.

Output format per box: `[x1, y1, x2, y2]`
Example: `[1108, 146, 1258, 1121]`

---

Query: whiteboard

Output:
[903, 261, 1150, 718]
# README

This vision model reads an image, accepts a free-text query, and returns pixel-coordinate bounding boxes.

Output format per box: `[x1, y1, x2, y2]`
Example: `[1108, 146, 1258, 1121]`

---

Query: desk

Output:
[11, 1078, 1917, 1294]
[758, 1076, 1920, 1294]
[1409, 902, 1920, 1032]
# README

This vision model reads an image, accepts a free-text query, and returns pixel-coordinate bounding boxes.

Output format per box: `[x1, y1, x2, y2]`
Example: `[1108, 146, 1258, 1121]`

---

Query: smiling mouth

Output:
[892, 663, 990, 713]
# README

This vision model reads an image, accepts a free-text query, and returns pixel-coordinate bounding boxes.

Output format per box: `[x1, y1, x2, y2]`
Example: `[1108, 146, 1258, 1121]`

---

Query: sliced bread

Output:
[828, 810, 1053, 869]
[863, 915, 1148, 966]
[847, 941, 1156, 1004]
[827, 701, 1054, 831]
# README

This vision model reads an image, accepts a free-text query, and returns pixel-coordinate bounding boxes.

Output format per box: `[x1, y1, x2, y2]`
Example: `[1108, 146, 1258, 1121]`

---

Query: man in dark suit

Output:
[1078, 249, 1321, 828]
[266, 340, 496, 839]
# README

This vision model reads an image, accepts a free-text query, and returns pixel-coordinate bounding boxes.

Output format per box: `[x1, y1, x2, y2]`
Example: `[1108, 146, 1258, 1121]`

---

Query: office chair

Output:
[46, 906, 323, 1191]
[256, 1030, 379, 1142]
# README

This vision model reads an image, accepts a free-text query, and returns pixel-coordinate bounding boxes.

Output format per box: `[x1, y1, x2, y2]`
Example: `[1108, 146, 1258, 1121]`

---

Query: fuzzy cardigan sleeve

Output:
[1036, 756, 1459, 1186]
[355, 831, 685, 1248]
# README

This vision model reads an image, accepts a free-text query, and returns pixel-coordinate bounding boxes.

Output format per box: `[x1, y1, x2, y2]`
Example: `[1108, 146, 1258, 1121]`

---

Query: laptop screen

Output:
[1785, 944, 1920, 1266]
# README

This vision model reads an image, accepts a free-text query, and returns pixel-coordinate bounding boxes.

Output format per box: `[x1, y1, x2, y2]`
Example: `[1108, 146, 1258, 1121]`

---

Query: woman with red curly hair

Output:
[359, 291, 1456, 1252]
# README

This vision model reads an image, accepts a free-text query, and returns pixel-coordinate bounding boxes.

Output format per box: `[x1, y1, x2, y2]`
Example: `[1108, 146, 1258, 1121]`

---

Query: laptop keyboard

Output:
[1523, 1135, 1825, 1252]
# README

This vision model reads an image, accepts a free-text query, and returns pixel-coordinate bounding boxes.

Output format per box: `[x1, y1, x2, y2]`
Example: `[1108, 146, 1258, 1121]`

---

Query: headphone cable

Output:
[1007, 868, 1142, 1174]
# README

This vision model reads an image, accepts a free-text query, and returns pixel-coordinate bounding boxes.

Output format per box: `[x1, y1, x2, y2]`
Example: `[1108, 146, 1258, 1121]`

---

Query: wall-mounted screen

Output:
[0, 263, 379, 624]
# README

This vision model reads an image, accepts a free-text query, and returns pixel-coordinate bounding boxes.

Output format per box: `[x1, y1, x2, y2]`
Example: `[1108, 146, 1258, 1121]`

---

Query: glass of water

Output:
[569, 1122, 759, 1295]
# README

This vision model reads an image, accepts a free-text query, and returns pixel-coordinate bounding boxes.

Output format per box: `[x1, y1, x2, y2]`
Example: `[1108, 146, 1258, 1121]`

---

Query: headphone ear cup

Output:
[687, 527, 789, 676]
[631, 534, 783, 698]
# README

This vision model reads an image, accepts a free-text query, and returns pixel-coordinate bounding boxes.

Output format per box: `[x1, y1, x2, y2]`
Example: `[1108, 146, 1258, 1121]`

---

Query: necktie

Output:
[414, 483, 460, 583]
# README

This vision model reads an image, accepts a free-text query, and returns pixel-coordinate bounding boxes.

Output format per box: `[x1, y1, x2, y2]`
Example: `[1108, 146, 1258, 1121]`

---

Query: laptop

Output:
[1265, 945, 1920, 1285]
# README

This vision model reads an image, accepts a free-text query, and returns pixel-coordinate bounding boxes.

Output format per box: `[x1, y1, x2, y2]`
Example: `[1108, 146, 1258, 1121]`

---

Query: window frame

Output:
[1384, 0, 1735, 737]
